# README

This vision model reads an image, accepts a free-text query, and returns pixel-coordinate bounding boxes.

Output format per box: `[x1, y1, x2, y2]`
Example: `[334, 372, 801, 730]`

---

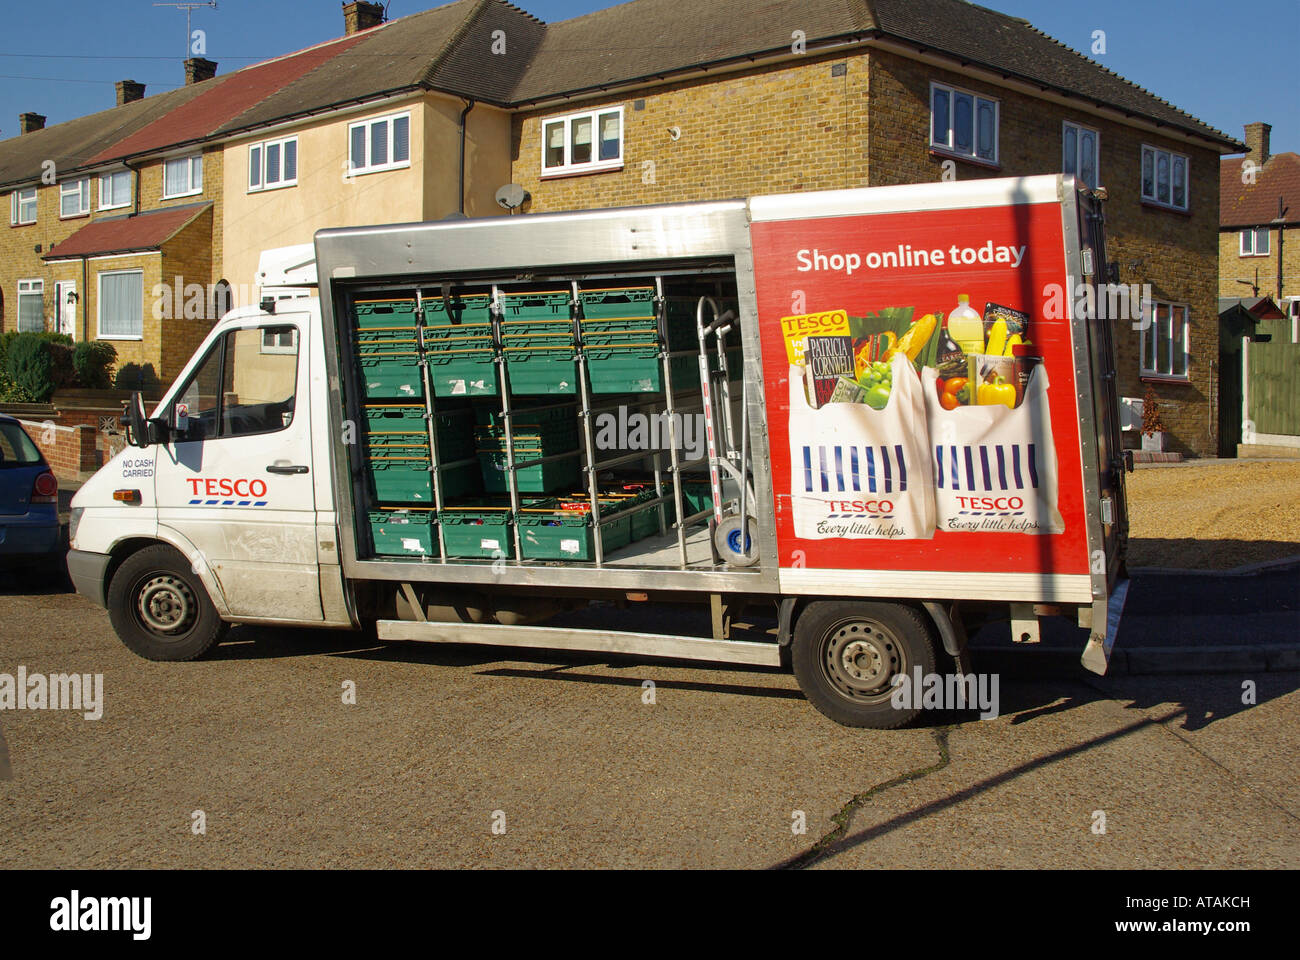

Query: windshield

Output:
[0, 421, 45, 467]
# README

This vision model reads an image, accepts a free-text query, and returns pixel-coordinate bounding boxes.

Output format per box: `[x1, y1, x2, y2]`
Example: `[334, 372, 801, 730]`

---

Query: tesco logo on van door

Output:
[185, 478, 270, 506]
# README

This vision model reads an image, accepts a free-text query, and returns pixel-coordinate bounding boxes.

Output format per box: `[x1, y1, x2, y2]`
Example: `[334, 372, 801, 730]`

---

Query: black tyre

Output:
[107, 545, 228, 662]
[791, 601, 937, 729]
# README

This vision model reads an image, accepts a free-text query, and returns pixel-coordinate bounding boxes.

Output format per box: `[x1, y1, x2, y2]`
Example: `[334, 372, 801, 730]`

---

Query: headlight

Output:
[69, 507, 83, 545]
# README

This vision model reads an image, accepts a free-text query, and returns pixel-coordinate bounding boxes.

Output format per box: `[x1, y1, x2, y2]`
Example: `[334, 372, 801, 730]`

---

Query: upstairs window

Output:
[10, 187, 37, 225]
[163, 154, 203, 199]
[1141, 145, 1188, 211]
[348, 112, 410, 175]
[100, 170, 132, 210]
[249, 136, 298, 192]
[1239, 227, 1270, 257]
[1062, 121, 1099, 188]
[60, 178, 90, 219]
[541, 107, 624, 176]
[930, 82, 998, 164]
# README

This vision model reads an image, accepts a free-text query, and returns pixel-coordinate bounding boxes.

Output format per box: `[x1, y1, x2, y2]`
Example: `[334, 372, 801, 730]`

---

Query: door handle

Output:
[267, 464, 309, 475]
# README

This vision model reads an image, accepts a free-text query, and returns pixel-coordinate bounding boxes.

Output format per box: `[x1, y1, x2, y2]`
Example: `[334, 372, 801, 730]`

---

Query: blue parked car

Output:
[0, 414, 62, 576]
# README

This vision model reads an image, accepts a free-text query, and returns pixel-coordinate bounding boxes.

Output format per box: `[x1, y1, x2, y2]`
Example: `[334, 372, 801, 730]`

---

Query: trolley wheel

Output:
[791, 601, 937, 728]
[713, 514, 758, 567]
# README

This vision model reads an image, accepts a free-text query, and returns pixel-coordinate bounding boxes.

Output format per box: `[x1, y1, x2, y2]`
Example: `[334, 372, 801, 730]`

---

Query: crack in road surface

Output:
[777, 727, 952, 870]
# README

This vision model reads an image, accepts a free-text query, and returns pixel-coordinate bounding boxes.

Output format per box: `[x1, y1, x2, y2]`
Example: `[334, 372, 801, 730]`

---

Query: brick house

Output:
[1220, 122, 1300, 307]
[2, 0, 1240, 458]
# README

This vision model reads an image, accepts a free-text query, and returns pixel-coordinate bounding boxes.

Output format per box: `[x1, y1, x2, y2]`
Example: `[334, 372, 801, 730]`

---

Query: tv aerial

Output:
[153, 2, 218, 60]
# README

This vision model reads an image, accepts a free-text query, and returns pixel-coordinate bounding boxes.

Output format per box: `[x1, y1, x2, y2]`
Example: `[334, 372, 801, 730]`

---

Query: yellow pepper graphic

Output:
[978, 379, 1017, 408]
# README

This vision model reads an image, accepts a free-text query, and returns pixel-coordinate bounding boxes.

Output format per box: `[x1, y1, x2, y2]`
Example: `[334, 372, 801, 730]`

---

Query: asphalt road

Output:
[0, 571, 1296, 869]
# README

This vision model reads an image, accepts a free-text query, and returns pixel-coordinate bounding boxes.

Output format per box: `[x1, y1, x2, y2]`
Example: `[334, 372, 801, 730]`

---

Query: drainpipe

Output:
[124, 158, 141, 217]
[81, 257, 89, 341]
[458, 99, 475, 216]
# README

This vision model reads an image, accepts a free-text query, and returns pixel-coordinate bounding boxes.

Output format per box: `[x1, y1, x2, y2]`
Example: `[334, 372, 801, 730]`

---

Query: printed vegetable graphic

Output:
[978, 377, 1016, 408]
[856, 359, 894, 410]
[887, 313, 937, 363]
[936, 376, 968, 409]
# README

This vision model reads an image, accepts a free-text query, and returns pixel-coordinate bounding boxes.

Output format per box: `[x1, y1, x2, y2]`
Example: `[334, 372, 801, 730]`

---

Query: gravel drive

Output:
[1126, 460, 1300, 570]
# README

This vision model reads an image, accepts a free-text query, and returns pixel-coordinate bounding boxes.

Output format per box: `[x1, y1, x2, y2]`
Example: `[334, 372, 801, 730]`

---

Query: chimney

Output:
[343, 1, 385, 35]
[1244, 122, 1271, 166]
[19, 112, 46, 135]
[184, 57, 218, 85]
[116, 80, 146, 106]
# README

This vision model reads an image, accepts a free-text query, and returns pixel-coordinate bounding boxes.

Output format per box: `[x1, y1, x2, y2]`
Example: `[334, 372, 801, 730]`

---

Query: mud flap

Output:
[1081, 577, 1129, 675]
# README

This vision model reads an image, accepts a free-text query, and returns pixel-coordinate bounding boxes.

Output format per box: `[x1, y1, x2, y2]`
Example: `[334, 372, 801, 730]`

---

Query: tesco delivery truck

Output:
[66, 174, 1130, 728]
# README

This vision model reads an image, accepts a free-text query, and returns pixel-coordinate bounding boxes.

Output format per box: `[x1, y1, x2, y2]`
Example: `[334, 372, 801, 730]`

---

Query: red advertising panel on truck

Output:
[752, 193, 1089, 582]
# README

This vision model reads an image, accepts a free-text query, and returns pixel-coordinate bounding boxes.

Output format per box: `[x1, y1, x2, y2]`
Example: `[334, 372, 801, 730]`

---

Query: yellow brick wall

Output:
[1218, 225, 1300, 302]
[512, 51, 871, 212]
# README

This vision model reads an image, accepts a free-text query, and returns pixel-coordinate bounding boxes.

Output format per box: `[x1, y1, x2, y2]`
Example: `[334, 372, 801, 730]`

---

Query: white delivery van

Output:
[68, 175, 1130, 728]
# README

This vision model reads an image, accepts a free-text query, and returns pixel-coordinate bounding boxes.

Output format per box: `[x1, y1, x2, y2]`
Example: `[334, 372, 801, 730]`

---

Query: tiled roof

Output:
[42, 204, 210, 260]
[0, 0, 1239, 190]
[1220, 153, 1300, 227]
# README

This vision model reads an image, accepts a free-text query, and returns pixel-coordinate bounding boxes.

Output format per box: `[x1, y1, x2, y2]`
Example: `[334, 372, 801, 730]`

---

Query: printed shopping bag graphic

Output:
[922, 366, 1064, 534]
[788, 352, 936, 540]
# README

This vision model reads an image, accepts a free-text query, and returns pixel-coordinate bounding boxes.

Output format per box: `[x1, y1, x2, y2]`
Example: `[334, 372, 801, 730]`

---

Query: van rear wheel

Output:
[107, 545, 228, 662]
[791, 601, 936, 729]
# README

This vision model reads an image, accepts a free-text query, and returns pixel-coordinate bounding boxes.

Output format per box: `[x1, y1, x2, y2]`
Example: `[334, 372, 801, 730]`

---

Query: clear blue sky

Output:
[1, 0, 1296, 153]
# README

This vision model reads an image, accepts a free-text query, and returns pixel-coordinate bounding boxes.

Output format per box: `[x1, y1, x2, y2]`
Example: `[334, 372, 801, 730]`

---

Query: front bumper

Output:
[67, 549, 112, 608]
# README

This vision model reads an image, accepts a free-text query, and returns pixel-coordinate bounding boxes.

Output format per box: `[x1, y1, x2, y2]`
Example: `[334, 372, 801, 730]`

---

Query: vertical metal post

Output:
[658, 278, 688, 566]
[416, 289, 447, 559]
[574, 280, 604, 567]
[492, 284, 523, 563]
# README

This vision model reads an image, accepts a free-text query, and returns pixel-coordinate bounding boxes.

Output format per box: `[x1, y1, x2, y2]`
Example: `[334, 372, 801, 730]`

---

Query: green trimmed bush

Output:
[5, 334, 57, 403]
[72, 341, 118, 390]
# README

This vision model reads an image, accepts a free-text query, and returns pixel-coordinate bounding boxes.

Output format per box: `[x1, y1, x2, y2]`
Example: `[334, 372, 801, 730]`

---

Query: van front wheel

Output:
[107, 545, 228, 662]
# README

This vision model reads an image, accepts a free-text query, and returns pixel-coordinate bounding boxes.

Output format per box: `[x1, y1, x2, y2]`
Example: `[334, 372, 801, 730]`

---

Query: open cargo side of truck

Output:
[313, 175, 1129, 727]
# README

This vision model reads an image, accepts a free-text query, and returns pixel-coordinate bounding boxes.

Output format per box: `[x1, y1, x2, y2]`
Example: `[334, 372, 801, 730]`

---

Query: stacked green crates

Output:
[499, 291, 577, 395]
[516, 500, 633, 561]
[364, 403, 479, 505]
[439, 502, 515, 559]
[353, 297, 424, 400]
[473, 402, 580, 494]
[578, 287, 665, 394]
[369, 508, 436, 557]
[422, 292, 497, 398]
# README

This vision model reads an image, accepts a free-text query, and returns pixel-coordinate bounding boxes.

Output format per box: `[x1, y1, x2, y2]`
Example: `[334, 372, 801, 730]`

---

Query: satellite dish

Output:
[495, 183, 531, 211]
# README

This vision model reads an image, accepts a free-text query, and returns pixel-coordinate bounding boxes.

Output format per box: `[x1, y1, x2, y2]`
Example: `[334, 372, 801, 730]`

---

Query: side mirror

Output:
[124, 391, 151, 449]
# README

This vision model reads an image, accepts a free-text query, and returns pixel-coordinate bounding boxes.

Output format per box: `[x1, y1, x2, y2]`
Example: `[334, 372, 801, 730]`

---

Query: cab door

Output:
[153, 314, 323, 622]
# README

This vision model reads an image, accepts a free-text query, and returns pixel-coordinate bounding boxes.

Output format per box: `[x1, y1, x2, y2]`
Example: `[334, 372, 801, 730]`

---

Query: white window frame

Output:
[59, 178, 91, 219]
[10, 187, 37, 225]
[248, 135, 299, 193]
[1140, 145, 1189, 211]
[97, 268, 145, 341]
[16, 279, 44, 332]
[540, 106, 625, 177]
[162, 154, 204, 199]
[99, 171, 132, 211]
[1239, 227, 1270, 257]
[1140, 300, 1191, 380]
[347, 111, 411, 176]
[929, 82, 999, 165]
[261, 324, 299, 355]
[1062, 121, 1100, 188]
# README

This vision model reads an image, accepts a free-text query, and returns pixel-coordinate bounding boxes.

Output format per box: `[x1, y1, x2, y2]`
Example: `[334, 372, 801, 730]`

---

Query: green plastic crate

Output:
[369, 509, 436, 557]
[477, 446, 580, 494]
[439, 506, 515, 559]
[354, 298, 418, 331]
[585, 344, 661, 394]
[499, 291, 571, 322]
[357, 349, 424, 400]
[473, 402, 575, 429]
[579, 287, 656, 320]
[363, 404, 474, 460]
[678, 480, 715, 517]
[517, 507, 632, 561]
[369, 458, 479, 504]
[423, 293, 492, 327]
[504, 351, 578, 396]
[426, 353, 498, 398]
[557, 490, 662, 542]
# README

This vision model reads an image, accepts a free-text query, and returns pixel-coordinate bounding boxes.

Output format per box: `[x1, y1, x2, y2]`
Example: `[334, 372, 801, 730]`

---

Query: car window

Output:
[0, 421, 44, 467]
[173, 325, 299, 440]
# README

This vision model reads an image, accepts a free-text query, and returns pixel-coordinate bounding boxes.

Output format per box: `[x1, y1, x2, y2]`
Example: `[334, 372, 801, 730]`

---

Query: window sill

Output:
[98, 203, 131, 213]
[1140, 374, 1191, 385]
[161, 190, 203, 201]
[59, 212, 90, 222]
[247, 182, 298, 194]
[1238, 253, 1270, 259]
[1140, 200, 1191, 216]
[928, 148, 1000, 171]
[346, 162, 411, 179]
[97, 334, 143, 342]
[540, 163, 624, 181]
[10, 221, 36, 228]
